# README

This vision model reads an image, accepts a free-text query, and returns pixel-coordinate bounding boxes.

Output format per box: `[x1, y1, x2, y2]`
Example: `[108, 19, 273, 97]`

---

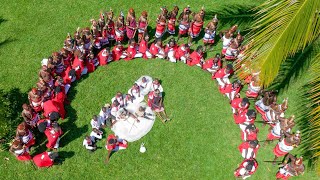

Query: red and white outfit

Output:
[125, 44, 143, 61]
[203, 30, 215, 44]
[72, 56, 87, 79]
[267, 121, 285, 141]
[167, 17, 176, 34]
[225, 47, 238, 60]
[14, 147, 32, 161]
[189, 21, 203, 38]
[138, 20, 147, 36]
[139, 39, 152, 59]
[212, 67, 232, 88]
[187, 51, 203, 67]
[164, 44, 178, 62]
[219, 83, 241, 100]
[246, 81, 261, 98]
[112, 45, 127, 61]
[221, 35, 232, 55]
[105, 134, 128, 151]
[238, 142, 260, 159]
[83, 136, 96, 150]
[44, 127, 63, 149]
[20, 130, 35, 148]
[273, 139, 294, 157]
[97, 48, 112, 66]
[115, 26, 126, 42]
[231, 97, 249, 114]
[179, 20, 190, 35]
[241, 128, 259, 141]
[43, 100, 64, 119]
[149, 43, 165, 59]
[234, 111, 255, 131]
[234, 159, 258, 179]
[276, 164, 296, 180]
[175, 45, 190, 63]
[155, 21, 166, 38]
[255, 99, 269, 116]
[33, 152, 54, 168]
[202, 58, 221, 75]
[99, 29, 109, 47]
[107, 21, 116, 40]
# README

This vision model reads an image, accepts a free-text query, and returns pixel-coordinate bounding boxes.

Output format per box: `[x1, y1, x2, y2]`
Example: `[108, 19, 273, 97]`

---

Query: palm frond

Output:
[239, 0, 320, 87]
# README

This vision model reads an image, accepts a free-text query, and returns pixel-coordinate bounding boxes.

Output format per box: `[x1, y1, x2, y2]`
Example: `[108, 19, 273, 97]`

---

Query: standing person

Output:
[203, 15, 218, 51]
[126, 8, 137, 41]
[44, 122, 63, 150]
[264, 115, 295, 145]
[138, 11, 148, 43]
[105, 134, 128, 164]
[234, 158, 258, 179]
[188, 7, 205, 45]
[167, 6, 179, 35]
[33, 152, 59, 168]
[273, 131, 301, 164]
[177, 6, 192, 42]
[155, 7, 168, 39]
[276, 154, 305, 180]
[115, 12, 126, 43]
[106, 9, 116, 43]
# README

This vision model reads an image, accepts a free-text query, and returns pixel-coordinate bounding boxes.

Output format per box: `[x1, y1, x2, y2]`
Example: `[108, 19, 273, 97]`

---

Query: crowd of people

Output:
[8, 4, 305, 179]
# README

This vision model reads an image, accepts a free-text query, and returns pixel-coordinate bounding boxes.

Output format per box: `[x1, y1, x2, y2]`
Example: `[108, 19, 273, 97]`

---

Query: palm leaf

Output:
[239, 0, 320, 87]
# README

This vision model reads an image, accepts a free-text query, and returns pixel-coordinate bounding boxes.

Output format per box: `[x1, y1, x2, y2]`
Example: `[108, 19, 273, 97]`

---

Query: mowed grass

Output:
[0, 0, 318, 179]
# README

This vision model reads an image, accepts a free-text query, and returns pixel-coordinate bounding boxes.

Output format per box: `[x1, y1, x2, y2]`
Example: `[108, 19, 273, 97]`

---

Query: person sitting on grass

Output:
[149, 38, 165, 59]
[187, 45, 204, 67]
[9, 139, 32, 161]
[148, 89, 170, 122]
[234, 158, 258, 179]
[33, 151, 59, 168]
[105, 134, 128, 164]
[202, 54, 222, 75]
[83, 135, 97, 152]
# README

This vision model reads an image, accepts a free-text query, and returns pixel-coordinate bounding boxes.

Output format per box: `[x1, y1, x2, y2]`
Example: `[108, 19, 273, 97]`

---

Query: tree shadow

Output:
[55, 151, 75, 165]
[0, 38, 16, 49]
[0, 16, 7, 25]
[268, 41, 317, 92]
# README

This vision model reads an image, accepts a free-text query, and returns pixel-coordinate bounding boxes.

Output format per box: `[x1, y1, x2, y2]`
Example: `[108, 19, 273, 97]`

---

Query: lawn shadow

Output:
[55, 150, 75, 165]
[0, 38, 16, 49]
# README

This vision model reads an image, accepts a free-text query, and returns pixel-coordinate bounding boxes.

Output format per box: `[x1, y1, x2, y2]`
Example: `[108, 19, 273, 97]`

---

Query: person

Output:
[83, 135, 97, 152]
[234, 109, 256, 131]
[124, 94, 134, 107]
[234, 158, 258, 179]
[15, 123, 35, 148]
[231, 96, 250, 114]
[202, 54, 221, 75]
[115, 108, 139, 123]
[86, 52, 98, 72]
[148, 89, 170, 122]
[33, 152, 59, 168]
[129, 83, 141, 100]
[149, 38, 165, 59]
[38, 65, 54, 87]
[241, 124, 259, 141]
[21, 103, 39, 127]
[106, 9, 116, 43]
[273, 131, 301, 164]
[220, 31, 233, 56]
[264, 115, 295, 145]
[125, 39, 143, 60]
[135, 106, 153, 120]
[238, 140, 260, 159]
[9, 139, 32, 161]
[188, 7, 205, 45]
[187, 45, 204, 67]
[91, 127, 103, 140]
[112, 41, 127, 60]
[255, 90, 277, 116]
[212, 64, 233, 88]
[28, 88, 43, 112]
[167, 6, 179, 35]
[203, 15, 218, 51]
[44, 122, 63, 150]
[99, 104, 111, 128]
[43, 99, 65, 119]
[164, 38, 178, 62]
[110, 100, 120, 122]
[52, 86, 66, 119]
[91, 115, 103, 132]
[126, 8, 137, 40]
[175, 44, 190, 63]
[150, 78, 164, 93]
[219, 80, 241, 101]
[139, 33, 152, 59]
[136, 76, 152, 95]
[112, 92, 124, 107]
[262, 98, 288, 125]
[105, 134, 128, 164]
[155, 7, 167, 39]
[115, 12, 126, 43]
[245, 75, 261, 99]
[177, 6, 192, 42]
[137, 11, 148, 43]
[276, 154, 305, 180]
[97, 47, 112, 66]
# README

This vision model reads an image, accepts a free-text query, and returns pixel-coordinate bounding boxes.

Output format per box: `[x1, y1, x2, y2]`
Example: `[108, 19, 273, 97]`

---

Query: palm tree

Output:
[238, 0, 320, 167]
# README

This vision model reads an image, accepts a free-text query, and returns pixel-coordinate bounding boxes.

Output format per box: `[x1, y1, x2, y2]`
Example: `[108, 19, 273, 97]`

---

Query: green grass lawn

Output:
[0, 0, 318, 179]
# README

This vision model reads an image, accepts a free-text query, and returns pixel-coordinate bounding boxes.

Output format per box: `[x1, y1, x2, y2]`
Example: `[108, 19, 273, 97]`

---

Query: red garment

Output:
[62, 66, 72, 84]
[273, 144, 289, 157]
[72, 56, 84, 80]
[234, 159, 258, 177]
[189, 21, 203, 36]
[276, 170, 292, 180]
[219, 84, 241, 95]
[164, 44, 178, 54]
[139, 39, 148, 59]
[150, 43, 161, 56]
[156, 22, 166, 34]
[16, 151, 32, 161]
[125, 45, 138, 60]
[187, 51, 202, 66]
[238, 142, 259, 158]
[212, 67, 233, 79]
[62, 53, 73, 69]
[43, 100, 60, 118]
[167, 18, 176, 32]
[53, 92, 66, 119]
[202, 58, 222, 70]
[107, 21, 116, 38]
[33, 152, 54, 168]
[44, 127, 63, 149]
[231, 98, 249, 113]
[112, 46, 124, 61]
[106, 134, 127, 150]
[267, 132, 281, 141]
[86, 58, 95, 73]
[241, 128, 259, 141]
[175, 45, 190, 60]
[233, 110, 255, 125]
[97, 48, 109, 66]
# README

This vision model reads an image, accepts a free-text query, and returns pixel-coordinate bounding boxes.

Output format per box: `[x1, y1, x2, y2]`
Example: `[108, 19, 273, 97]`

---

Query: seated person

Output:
[9, 139, 32, 161]
[111, 92, 124, 107]
[212, 64, 233, 88]
[150, 78, 164, 93]
[124, 94, 134, 107]
[148, 89, 170, 122]
[138, 34, 152, 59]
[136, 76, 152, 95]
[33, 151, 59, 168]
[164, 38, 178, 62]
[83, 135, 97, 152]
[90, 128, 103, 140]
[187, 45, 204, 67]
[105, 134, 128, 163]
[202, 54, 221, 75]
[15, 122, 35, 148]
[115, 108, 139, 123]
[112, 41, 127, 60]
[149, 38, 165, 59]
[219, 80, 242, 101]
[125, 39, 143, 60]
[90, 115, 103, 133]
[234, 158, 258, 179]
[175, 44, 190, 63]
[135, 106, 154, 120]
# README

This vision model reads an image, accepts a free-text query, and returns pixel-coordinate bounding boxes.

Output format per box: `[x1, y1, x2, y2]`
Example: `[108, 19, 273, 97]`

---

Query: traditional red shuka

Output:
[97, 48, 109, 66]
[125, 44, 138, 61]
[219, 83, 241, 95]
[233, 110, 255, 125]
[234, 159, 258, 178]
[202, 58, 222, 70]
[43, 100, 65, 119]
[71, 56, 85, 80]
[33, 152, 54, 168]
[212, 67, 233, 79]
[238, 142, 260, 159]
[52, 90, 66, 118]
[112, 45, 124, 61]
[164, 44, 178, 55]
[139, 39, 148, 59]
[241, 128, 259, 141]
[175, 44, 190, 60]
[187, 51, 202, 66]
[149, 43, 161, 57]
[44, 126, 63, 149]
[189, 21, 204, 37]
[231, 98, 249, 113]
[16, 149, 32, 161]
